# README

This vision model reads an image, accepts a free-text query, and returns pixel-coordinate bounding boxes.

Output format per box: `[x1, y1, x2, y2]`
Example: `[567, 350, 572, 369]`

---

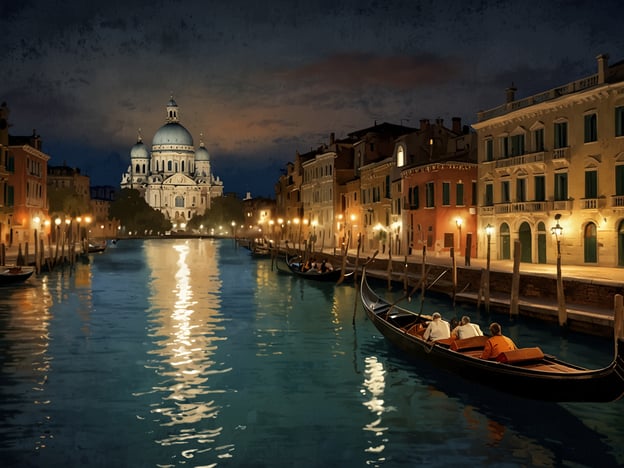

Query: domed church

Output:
[120, 97, 224, 224]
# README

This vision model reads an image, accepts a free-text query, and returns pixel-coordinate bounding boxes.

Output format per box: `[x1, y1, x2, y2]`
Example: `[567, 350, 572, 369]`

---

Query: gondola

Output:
[360, 267, 624, 403]
[0, 266, 34, 285]
[87, 240, 107, 253]
[277, 254, 349, 283]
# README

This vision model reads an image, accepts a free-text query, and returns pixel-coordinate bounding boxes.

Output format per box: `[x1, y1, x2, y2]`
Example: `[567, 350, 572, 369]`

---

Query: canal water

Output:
[1, 238, 623, 467]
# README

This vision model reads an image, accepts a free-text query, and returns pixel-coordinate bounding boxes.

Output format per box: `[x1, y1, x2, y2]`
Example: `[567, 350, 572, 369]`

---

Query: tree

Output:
[48, 187, 90, 218]
[109, 189, 171, 235]
[188, 195, 244, 231]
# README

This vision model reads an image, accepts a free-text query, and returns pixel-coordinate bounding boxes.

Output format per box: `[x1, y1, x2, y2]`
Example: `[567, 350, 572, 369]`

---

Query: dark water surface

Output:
[1, 238, 623, 467]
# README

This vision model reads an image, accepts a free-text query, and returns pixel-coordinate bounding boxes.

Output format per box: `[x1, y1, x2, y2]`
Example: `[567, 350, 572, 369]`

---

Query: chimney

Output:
[419, 118, 430, 130]
[505, 83, 517, 103]
[452, 117, 461, 134]
[597, 53, 609, 84]
[330, 132, 335, 145]
[435, 118, 444, 127]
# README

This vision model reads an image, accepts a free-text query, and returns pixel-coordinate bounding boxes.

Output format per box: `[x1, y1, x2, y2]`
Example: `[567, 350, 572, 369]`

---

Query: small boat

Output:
[277, 254, 349, 283]
[87, 240, 107, 253]
[0, 266, 35, 285]
[360, 268, 624, 402]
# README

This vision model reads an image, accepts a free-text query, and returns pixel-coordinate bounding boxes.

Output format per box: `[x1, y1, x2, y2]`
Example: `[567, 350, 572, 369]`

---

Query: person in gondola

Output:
[451, 316, 483, 340]
[480, 322, 517, 360]
[423, 312, 451, 342]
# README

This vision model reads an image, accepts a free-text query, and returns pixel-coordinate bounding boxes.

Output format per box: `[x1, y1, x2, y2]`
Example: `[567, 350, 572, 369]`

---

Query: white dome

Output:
[130, 139, 149, 159]
[152, 122, 193, 147]
[195, 145, 210, 161]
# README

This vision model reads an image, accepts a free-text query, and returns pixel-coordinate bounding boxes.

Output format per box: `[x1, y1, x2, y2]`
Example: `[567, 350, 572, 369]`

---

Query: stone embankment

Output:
[319, 250, 623, 339]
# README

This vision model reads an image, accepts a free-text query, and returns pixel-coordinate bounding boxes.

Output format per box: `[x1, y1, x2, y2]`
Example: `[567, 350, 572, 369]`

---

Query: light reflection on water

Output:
[138, 240, 232, 461]
[361, 356, 389, 466]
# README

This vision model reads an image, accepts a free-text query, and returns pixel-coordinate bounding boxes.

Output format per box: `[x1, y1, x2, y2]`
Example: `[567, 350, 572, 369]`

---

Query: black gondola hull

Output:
[361, 271, 624, 403]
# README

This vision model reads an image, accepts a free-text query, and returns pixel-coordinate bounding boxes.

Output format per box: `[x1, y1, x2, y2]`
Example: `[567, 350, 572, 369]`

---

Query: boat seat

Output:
[496, 347, 544, 364]
[450, 335, 489, 351]
[434, 337, 455, 347]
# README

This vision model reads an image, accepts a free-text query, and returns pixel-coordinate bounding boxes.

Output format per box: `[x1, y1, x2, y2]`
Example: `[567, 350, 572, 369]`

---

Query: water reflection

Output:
[139, 240, 231, 460]
[361, 356, 390, 466]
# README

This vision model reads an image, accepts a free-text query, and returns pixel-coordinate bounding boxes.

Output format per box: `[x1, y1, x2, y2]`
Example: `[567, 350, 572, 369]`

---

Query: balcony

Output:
[478, 206, 495, 216]
[551, 147, 570, 161]
[612, 195, 624, 209]
[580, 198, 606, 210]
[494, 201, 549, 214]
[494, 151, 545, 169]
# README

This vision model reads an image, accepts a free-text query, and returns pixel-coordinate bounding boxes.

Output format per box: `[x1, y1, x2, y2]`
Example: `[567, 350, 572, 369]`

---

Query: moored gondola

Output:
[277, 254, 350, 283]
[360, 267, 624, 402]
[0, 266, 34, 285]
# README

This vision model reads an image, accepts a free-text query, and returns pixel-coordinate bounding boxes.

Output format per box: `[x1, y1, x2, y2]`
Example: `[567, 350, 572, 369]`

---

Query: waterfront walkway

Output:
[342, 246, 623, 337]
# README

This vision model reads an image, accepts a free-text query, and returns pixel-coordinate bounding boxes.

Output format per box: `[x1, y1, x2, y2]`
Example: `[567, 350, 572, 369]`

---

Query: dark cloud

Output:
[1, 0, 624, 197]
[280, 53, 459, 91]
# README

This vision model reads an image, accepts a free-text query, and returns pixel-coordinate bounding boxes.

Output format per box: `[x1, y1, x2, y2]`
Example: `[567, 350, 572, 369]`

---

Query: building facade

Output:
[7, 128, 50, 246]
[399, 118, 478, 259]
[473, 54, 624, 267]
[120, 98, 223, 225]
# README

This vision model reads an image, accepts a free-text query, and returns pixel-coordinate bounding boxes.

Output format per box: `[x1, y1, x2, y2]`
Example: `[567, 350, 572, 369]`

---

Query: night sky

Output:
[2, 0, 623, 198]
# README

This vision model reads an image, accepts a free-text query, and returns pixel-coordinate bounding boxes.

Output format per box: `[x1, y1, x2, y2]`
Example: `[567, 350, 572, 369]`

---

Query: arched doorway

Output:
[584, 222, 597, 263]
[500, 223, 510, 260]
[618, 220, 624, 267]
[537, 222, 547, 264]
[519, 222, 532, 263]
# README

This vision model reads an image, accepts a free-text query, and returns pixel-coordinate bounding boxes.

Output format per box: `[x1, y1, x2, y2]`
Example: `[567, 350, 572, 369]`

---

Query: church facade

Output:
[120, 98, 223, 224]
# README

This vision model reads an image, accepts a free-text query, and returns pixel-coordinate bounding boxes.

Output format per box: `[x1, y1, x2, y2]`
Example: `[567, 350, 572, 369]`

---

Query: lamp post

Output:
[484, 224, 493, 313]
[551, 214, 566, 326]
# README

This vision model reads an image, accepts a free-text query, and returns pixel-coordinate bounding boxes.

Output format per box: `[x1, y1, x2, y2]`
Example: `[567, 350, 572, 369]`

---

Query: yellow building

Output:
[473, 54, 624, 267]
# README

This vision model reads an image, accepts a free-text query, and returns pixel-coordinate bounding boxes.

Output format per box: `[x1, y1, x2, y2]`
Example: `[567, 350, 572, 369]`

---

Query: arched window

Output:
[168, 161, 172, 171]
[175, 196, 184, 208]
[397, 145, 405, 167]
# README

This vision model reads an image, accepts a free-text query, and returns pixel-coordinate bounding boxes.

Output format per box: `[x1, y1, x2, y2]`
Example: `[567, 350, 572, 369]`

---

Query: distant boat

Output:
[0, 266, 34, 285]
[87, 240, 107, 253]
[360, 267, 624, 403]
[277, 254, 350, 283]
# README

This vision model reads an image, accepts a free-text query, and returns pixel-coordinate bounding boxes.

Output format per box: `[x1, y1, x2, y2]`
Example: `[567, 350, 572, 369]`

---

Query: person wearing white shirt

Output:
[451, 316, 483, 340]
[423, 312, 451, 341]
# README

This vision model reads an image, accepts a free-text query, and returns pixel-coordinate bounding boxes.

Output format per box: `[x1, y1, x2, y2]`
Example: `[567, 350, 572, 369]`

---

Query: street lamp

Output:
[484, 224, 493, 313]
[551, 214, 566, 326]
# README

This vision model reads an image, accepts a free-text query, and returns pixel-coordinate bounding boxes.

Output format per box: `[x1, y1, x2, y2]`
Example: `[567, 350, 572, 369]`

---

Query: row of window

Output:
[485, 106, 624, 161]
[407, 181, 477, 209]
[303, 164, 333, 183]
[135, 160, 196, 174]
[483, 166, 624, 205]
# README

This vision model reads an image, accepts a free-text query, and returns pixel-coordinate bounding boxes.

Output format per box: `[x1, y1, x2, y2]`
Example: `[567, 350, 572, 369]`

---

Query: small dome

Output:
[152, 122, 193, 147]
[130, 139, 149, 159]
[195, 144, 210, 161]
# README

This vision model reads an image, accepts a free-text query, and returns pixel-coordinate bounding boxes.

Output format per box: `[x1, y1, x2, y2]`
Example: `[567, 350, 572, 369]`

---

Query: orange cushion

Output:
[451, 335, 489, 351]
[496, 347, 544, 364]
